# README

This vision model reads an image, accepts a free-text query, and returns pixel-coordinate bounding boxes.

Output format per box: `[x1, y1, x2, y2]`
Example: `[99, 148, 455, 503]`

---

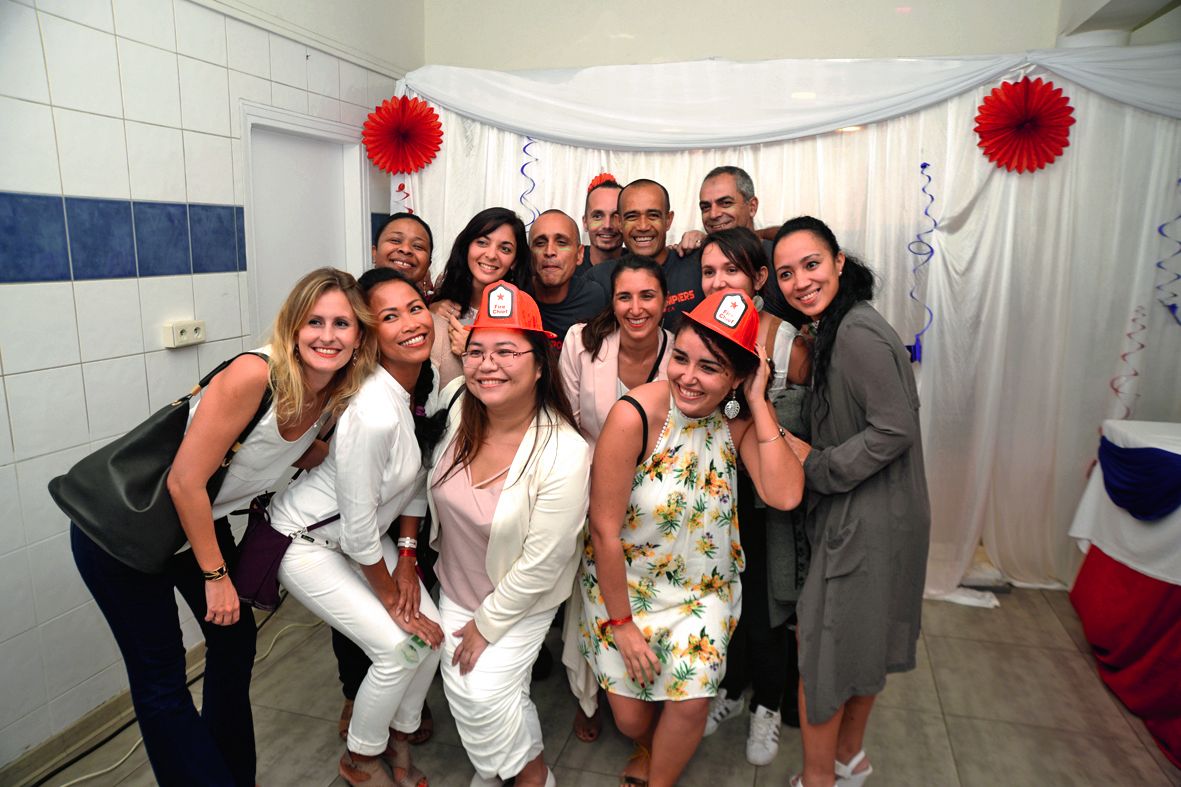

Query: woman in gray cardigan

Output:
[772, 216, 930, 787]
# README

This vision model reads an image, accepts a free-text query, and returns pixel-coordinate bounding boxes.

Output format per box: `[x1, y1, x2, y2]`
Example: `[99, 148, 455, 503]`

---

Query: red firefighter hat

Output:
[467, 281, 556, 339]
[683, 289, 760, 357]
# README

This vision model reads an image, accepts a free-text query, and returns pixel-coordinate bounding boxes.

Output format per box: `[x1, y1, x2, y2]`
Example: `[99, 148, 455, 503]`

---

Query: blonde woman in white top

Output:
[270, 269, 445, 787]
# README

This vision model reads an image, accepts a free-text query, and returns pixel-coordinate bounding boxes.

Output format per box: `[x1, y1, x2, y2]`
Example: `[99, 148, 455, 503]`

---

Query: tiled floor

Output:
[46, 589, 1181, 786]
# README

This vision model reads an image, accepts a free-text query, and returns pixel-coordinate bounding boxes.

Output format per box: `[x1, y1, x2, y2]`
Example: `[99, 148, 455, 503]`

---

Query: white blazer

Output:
[558, 323, 673, 445]
[427, 389, 591, 643]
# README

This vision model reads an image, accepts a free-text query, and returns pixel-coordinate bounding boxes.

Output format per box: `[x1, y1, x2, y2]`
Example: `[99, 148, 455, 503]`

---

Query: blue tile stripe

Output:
[0, 191, 251, 283]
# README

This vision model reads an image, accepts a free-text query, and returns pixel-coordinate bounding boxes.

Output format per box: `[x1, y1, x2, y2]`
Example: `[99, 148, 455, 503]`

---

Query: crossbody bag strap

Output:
[618, 394, 649, 467]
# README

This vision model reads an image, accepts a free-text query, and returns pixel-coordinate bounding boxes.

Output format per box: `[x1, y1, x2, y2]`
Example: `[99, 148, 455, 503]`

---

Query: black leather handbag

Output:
[48, 351, 272, 574]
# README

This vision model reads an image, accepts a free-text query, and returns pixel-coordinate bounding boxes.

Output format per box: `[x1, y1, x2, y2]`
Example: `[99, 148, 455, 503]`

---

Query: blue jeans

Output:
[71, 520, 257, 786]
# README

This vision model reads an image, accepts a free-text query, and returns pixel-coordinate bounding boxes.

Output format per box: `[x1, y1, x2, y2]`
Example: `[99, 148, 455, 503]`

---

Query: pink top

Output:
[433, 438, 507, 612]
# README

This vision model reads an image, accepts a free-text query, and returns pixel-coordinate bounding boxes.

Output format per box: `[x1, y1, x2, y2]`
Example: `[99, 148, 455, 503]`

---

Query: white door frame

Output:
[240, 101, 371, 344]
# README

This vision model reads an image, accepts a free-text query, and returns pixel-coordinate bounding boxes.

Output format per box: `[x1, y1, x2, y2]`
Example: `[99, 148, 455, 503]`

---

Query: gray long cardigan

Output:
[797, 302, 930, 725]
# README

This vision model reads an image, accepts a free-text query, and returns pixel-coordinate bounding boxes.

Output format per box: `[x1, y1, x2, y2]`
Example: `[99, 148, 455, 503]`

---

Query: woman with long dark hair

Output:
[429, 282, 590, 787]
[773, 216, 930, 787]
[579, 289, 804, 787]
[71, 268, 374, 785]
[269, 268, 446, 787]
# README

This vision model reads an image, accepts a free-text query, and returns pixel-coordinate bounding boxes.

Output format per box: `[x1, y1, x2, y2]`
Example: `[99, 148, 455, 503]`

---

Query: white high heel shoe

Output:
[835, 750, 873, 786]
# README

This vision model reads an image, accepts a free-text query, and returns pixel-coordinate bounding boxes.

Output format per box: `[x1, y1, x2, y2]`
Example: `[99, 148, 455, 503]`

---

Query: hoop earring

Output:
[723, 389, 740, 420]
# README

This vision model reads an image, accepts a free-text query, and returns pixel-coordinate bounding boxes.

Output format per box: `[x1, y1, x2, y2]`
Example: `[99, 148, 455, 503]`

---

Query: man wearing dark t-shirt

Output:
[575, 175, 624, 278]
[529, 209, 606, 343]
[586, 178, 702, 331]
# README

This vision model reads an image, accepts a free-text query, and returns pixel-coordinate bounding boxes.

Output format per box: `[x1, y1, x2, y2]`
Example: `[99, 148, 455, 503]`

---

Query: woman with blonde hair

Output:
[71, 267, 373, 785]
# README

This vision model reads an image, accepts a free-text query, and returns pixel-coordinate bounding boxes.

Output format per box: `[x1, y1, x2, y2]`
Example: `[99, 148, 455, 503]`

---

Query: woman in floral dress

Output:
[578, 290, 806, 787]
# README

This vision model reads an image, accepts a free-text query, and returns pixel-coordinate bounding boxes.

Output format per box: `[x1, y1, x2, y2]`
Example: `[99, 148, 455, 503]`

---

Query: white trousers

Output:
[439, 591, 556, 780]
[279, 536, 441, 756]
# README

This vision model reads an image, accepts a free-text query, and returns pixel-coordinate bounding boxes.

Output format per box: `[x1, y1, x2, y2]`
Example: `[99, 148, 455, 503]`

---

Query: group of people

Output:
[70, 165, 930, 787]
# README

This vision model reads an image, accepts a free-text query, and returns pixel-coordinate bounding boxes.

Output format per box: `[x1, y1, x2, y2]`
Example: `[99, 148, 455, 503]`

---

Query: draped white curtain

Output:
[393, 46, 1181, 596]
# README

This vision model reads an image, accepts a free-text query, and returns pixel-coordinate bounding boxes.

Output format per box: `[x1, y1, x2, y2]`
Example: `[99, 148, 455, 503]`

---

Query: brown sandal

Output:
[339, 749, 396, 787]
[381, 735, 428, 787]
[619, 742, 650, 787]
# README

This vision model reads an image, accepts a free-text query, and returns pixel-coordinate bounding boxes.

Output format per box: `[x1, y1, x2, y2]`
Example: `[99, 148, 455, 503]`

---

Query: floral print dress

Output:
[578, 397, 743, 701]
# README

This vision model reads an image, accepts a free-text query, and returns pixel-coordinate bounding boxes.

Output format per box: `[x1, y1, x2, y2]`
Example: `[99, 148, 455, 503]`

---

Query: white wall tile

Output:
[144, 345, 198, 410]
[308, 93, 339, 122]
[237, 271, 251, 337]
[0, 629, 47, 729]
[340, 102, 369, 127]
[0, 282, 81, 374]
[117, 37, 181, 126]
[226, 17, 267, 78]
[40, 600, 119, 698]
[0, 707, 50, 769]
[53, 108, 130, 199]
[339, 59, 367, 106]
[197, 336, 243, 377]
[112, 0, 175, 51]
[35, 0, 112, 31]
[39, 12, 123, 116]
[306, 49, 338, 98]
[0, 550, 35, 641]
[0, 384, 14, 467]
[268, 33, 305, 88]
[173, 0, 225, 65]
[193, 272, 241, 341]
[74, 279, 145, 362]
[367, 71, 396, 107]
[48, 662, 128, 734]
[82, 355, 149, 440]
[182, 130, 233, 204]
[228, 70, 269, 138]
[27, 531, 88, 623]
[125, 120, 186, 202]
[0, 96, 60, 194]
[271, 82, 306, 114]
[0, 467, 20, 555]
[138, 275, 194, 352]
[0, 1, 51, 103]
[6, 365, 88, 461]
[178, 55, 229, 136]
[15, 444, 88, 543]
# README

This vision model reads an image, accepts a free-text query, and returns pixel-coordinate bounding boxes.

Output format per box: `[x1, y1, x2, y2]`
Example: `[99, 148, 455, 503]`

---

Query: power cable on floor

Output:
[35, 592, 322, 787]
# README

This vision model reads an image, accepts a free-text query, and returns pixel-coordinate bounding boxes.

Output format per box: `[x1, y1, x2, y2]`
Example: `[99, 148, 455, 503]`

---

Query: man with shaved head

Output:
[529, 209, 606, 342]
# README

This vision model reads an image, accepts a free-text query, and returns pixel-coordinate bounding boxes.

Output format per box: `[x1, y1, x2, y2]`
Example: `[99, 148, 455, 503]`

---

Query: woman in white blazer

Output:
[559, 254, 674, 446]
[428, 282, 590, 787]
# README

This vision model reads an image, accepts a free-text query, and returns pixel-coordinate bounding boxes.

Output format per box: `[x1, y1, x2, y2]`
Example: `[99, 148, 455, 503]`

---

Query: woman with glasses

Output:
[428, 281, 590, 787]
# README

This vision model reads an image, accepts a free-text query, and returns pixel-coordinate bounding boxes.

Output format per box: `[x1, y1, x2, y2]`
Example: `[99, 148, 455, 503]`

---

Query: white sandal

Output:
[835, 750, 873, 786]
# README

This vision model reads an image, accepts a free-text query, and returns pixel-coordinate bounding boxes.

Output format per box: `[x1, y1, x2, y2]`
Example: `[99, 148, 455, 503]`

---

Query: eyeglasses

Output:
[460, 349, 535, 367]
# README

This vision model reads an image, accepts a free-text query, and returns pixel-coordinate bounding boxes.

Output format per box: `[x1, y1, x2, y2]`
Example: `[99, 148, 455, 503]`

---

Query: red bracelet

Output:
[606, 614, 633, 628]
[398, 548, 417, 559]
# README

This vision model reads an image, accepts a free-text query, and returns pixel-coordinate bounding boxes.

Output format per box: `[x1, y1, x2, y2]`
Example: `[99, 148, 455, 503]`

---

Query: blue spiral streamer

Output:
[519, 136, 540, 229]
[905, 162, 937, 363]
[1153, 177, 1181, 326]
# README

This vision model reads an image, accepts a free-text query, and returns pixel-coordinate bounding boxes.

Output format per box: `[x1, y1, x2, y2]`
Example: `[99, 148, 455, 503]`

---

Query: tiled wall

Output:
[0, 0, 394, 766]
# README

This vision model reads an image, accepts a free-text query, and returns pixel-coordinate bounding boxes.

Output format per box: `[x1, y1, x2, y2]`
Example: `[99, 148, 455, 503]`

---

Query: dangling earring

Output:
[723, 389, 740, 419]
[294, 346, 302, 364]
[350, 349, 357, 366]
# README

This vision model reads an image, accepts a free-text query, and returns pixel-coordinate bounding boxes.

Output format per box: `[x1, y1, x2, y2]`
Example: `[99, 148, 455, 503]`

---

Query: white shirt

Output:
[269, 365, 437, 565]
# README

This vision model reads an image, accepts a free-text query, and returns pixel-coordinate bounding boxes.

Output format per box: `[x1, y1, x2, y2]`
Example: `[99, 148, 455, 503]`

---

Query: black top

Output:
[535, 275, 607, 343]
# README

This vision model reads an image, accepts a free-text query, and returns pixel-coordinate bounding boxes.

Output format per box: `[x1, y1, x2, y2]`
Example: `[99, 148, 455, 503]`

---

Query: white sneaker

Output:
[745, 704, 781, 766]
[703, 688, 745, 736]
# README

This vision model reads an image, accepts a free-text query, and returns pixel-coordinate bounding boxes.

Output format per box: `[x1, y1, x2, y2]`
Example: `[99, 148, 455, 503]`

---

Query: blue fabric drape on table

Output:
[1099, 436, 1181, 522]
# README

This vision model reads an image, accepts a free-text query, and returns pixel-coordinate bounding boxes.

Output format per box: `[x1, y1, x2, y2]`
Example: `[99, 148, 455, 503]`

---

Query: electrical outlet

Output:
[162, 320, 207, 348]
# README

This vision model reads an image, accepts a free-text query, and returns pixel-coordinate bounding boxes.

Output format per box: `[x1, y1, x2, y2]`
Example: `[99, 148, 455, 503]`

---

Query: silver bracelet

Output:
[396, 536, 418, 549]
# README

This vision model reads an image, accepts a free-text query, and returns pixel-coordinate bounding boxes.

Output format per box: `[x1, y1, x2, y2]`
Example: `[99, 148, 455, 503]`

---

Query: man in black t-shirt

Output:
[586, 178, 702, 331]
[529, 209, 606, 343]
[576, 175, 624, 277]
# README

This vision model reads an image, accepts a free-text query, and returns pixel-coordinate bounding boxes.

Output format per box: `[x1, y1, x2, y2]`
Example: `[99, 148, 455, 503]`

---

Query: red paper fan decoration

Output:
[362, 96, 442, 175]
[974, 77, 1075, 173]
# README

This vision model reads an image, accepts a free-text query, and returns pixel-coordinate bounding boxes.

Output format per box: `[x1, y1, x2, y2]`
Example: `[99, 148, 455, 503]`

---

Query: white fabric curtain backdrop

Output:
[392, 46, 1181, 596]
